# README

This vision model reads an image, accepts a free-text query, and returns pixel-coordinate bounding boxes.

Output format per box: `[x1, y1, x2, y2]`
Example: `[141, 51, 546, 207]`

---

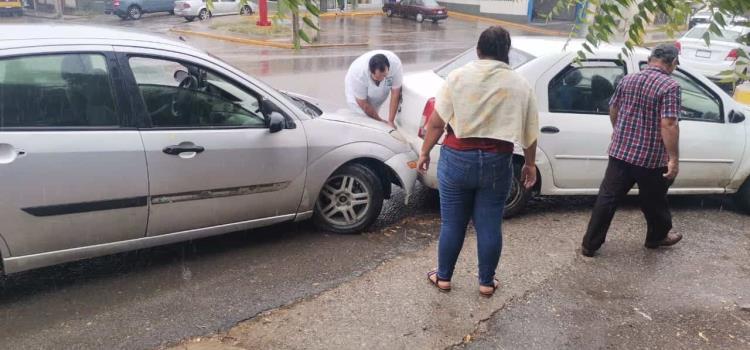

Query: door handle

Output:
[162, 145, 205, 155]
[540, 126, 560, 134]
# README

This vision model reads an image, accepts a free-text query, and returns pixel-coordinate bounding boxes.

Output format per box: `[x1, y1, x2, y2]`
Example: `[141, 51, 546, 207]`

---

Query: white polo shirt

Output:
[344, 50, 403, 115]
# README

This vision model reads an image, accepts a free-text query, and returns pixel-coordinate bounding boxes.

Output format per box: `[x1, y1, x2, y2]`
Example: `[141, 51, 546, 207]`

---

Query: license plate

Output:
[696, 49, 711, 58]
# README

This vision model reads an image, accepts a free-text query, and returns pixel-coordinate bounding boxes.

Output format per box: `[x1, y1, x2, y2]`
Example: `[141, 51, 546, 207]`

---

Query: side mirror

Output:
[268, 112, 285, 133]
[261, 98, 280, 116]
[729, 110, 746, 124]
[174, 70, 189, 83]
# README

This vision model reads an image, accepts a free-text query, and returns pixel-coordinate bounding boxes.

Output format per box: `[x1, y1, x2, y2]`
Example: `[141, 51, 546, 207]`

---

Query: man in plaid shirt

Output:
[581, 44, 683, 257]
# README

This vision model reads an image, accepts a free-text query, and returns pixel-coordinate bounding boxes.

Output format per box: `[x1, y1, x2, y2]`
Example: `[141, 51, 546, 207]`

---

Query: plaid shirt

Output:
[608, 66, 681, 168]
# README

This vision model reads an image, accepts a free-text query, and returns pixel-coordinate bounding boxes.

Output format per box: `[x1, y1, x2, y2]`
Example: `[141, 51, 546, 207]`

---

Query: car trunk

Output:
[680, 38, 739, 62]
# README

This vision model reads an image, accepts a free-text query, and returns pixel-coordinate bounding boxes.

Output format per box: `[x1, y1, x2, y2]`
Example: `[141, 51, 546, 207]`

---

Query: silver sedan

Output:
[0, 25, 417, 274]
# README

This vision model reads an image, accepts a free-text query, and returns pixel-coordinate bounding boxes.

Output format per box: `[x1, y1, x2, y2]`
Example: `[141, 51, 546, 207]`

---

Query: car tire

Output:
[734, 178, 750, 214]
[241, 5, 253, 15]
[198, 8, 209, 20]
[313, 163, 384, 234]
[118, 14, 128, 20]
[416, 12, 424, 22]
[127, 5, 142, 20]
[503, 162, 533, 218]
[386, 8, 393, 17]
[185, 16, 195, 21]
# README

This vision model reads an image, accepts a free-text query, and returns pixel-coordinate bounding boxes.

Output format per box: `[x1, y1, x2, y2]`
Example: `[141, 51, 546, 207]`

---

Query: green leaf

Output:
[714, 12, 727, 27]
[303, 16, 320, 31]
[702, 31, 711, 46]
[298, 29, 312, 44]
[304, 0, 321, 17]
[708, 22, 723, 37]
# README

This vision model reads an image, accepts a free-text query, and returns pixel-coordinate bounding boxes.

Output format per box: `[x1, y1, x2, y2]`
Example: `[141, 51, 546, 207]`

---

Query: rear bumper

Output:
[174, 7, 199, 16]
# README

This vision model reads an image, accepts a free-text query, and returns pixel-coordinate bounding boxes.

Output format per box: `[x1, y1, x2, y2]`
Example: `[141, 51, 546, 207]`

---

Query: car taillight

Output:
[727, 49, 739, 61]
[183, 2, 191, 8]
[418, 97, 435, 139]
[113, 0, 120, 7]
[675, 41, 681, 53]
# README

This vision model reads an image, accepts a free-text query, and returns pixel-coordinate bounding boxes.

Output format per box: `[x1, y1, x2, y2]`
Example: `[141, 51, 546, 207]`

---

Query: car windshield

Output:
[434, 48, 535, 78]
[685, 27, 743, 42]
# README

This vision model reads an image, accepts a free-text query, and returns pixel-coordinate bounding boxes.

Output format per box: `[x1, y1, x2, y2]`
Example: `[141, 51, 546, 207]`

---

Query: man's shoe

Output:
[580, 245, 596, 257]
[645, 232, 683, 249]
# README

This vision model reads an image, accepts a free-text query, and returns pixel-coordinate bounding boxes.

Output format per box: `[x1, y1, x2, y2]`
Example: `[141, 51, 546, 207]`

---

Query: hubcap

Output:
[316, 175, 370, 226]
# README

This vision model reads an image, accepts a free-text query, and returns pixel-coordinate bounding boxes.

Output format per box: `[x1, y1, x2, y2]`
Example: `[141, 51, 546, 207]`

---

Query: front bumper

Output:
[385, 150, 419, 202]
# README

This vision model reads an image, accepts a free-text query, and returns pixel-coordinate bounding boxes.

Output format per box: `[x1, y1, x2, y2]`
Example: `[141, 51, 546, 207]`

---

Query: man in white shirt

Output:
[344, 50, 403, 128]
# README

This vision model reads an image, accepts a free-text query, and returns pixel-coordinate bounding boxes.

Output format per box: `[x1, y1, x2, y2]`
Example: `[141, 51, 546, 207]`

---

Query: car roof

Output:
[512, 36, 650, 58]
[687, 23, 749, 33]
[0, 24, 195, 51]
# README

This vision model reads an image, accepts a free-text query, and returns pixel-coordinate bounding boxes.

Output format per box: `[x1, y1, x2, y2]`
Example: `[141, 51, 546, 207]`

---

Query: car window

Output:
[638, 62, 723, 122]
[434, 48, 534, 78]
[0, 53, 119, 130]
[128, 57, 266, 128]
[548, 60, 626, 115]
[685, 26, 743, 42]
[422, 0, 439, 6]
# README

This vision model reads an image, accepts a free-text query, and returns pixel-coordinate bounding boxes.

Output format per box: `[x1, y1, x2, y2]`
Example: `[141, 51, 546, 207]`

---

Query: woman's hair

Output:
[477, 26, 511, 64]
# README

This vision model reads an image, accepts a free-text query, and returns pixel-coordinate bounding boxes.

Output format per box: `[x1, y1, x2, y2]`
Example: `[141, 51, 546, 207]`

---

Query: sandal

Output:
[427, 269, 451, 292]
[479, 279, 500, 297]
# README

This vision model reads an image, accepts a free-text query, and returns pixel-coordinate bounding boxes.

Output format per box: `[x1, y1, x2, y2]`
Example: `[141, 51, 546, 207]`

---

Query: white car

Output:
[689, 9, 748, 28]
[678, 24, 750, 91]
[395, 37, 750, 217]
[174, 0, 255, 21]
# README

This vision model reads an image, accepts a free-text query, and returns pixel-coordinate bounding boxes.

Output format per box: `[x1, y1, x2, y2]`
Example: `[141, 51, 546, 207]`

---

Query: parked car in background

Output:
[0, 0, 23, 16]
[174, 0, 255, 21]
[678, 24, 750, 92]
[0, 25, 417, 274]
[105, 0, 175, 20]
[396, 37, 750, 217]
[689, 8, 748, 29]
[383, 0, 447, 23]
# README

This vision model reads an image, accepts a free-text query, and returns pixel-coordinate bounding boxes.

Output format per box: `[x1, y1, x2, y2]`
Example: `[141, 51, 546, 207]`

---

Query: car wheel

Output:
[198, 8, 209, 20]
[734, 178, 750, 214]
[313, 164, 384, 234]
[416, 12, 424, 22]
[503, 162, 533, 218]
[386, 8, 393, 17]
[241, 5, 253, 15]
[127, 5, 142, 19]
[118, 14, 128, 20]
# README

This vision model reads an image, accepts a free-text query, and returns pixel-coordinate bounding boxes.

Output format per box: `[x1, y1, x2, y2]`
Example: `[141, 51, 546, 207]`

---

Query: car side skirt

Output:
[2, 214, 296, 274]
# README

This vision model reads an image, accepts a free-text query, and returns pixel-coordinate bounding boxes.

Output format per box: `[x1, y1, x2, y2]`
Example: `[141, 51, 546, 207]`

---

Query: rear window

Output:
[685, 27, 743, 42]
[434, 48, 534, 78]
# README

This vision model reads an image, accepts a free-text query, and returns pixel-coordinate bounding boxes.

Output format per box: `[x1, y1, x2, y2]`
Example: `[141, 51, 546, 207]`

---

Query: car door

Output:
[537, 58, 632, 189]
[118, 50, 307, 236]
[638, 64, 745, 189]
[218, 0, 236, 14]
[0, 49, 149, 257]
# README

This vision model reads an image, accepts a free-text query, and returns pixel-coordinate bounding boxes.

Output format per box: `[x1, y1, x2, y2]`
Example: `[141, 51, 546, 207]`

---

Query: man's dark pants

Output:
[582, 157, 673, 251]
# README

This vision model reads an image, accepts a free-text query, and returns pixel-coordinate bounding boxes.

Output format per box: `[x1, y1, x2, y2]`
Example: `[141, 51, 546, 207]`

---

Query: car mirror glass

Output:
[729, 110, 746, 124]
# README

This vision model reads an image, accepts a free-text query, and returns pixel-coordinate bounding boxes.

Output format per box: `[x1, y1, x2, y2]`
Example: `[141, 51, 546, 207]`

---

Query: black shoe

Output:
[645, 232, 683, 249]
[580, 245, 596, 257]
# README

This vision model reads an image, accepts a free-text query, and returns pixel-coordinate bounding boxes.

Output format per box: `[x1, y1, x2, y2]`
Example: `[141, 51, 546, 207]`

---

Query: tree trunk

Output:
[292, 12, 300, 48]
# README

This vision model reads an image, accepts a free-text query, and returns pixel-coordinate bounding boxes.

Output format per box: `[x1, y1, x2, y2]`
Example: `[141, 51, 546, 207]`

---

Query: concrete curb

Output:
[320, 10, 382, 18]
[448, 11, 568, 36]
[170, 28, 369, 49]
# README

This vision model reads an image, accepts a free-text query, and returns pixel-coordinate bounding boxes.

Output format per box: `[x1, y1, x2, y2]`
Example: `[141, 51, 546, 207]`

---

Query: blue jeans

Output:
[436, 146, 513, 286]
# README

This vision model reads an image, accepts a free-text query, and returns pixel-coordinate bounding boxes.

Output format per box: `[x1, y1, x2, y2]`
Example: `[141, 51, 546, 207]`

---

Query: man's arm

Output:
[609, 106, 619, 127]
[356, 98, 383, 121]
[661, 117, 679, 179]
[387, 87, 401, 128]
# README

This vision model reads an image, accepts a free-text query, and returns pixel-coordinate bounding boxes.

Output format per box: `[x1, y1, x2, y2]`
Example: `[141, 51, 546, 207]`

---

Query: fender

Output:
[513, 145, 554, 195]
[298, 142, 399, 214]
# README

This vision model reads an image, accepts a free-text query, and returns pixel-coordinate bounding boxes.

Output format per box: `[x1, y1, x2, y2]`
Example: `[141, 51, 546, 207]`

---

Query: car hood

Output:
[319, 110, 394, 132]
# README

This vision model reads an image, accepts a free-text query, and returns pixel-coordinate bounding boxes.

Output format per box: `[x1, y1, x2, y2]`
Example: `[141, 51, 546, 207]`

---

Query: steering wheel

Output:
[171, 76, 199, 117]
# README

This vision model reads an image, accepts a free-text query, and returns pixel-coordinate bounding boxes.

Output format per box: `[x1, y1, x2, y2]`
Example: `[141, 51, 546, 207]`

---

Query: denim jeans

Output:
[436, 146, 513, 286]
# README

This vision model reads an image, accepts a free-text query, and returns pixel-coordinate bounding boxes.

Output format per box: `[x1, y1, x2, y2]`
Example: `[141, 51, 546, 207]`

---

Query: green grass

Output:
[209, 20, 292, 38]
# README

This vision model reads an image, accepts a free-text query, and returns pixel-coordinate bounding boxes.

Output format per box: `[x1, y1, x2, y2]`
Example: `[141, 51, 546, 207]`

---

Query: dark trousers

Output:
[582, 157, 673, 251]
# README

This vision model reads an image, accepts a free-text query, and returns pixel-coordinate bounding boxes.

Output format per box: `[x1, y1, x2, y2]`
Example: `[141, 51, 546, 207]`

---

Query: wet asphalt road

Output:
[0, 13, 550, 349]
